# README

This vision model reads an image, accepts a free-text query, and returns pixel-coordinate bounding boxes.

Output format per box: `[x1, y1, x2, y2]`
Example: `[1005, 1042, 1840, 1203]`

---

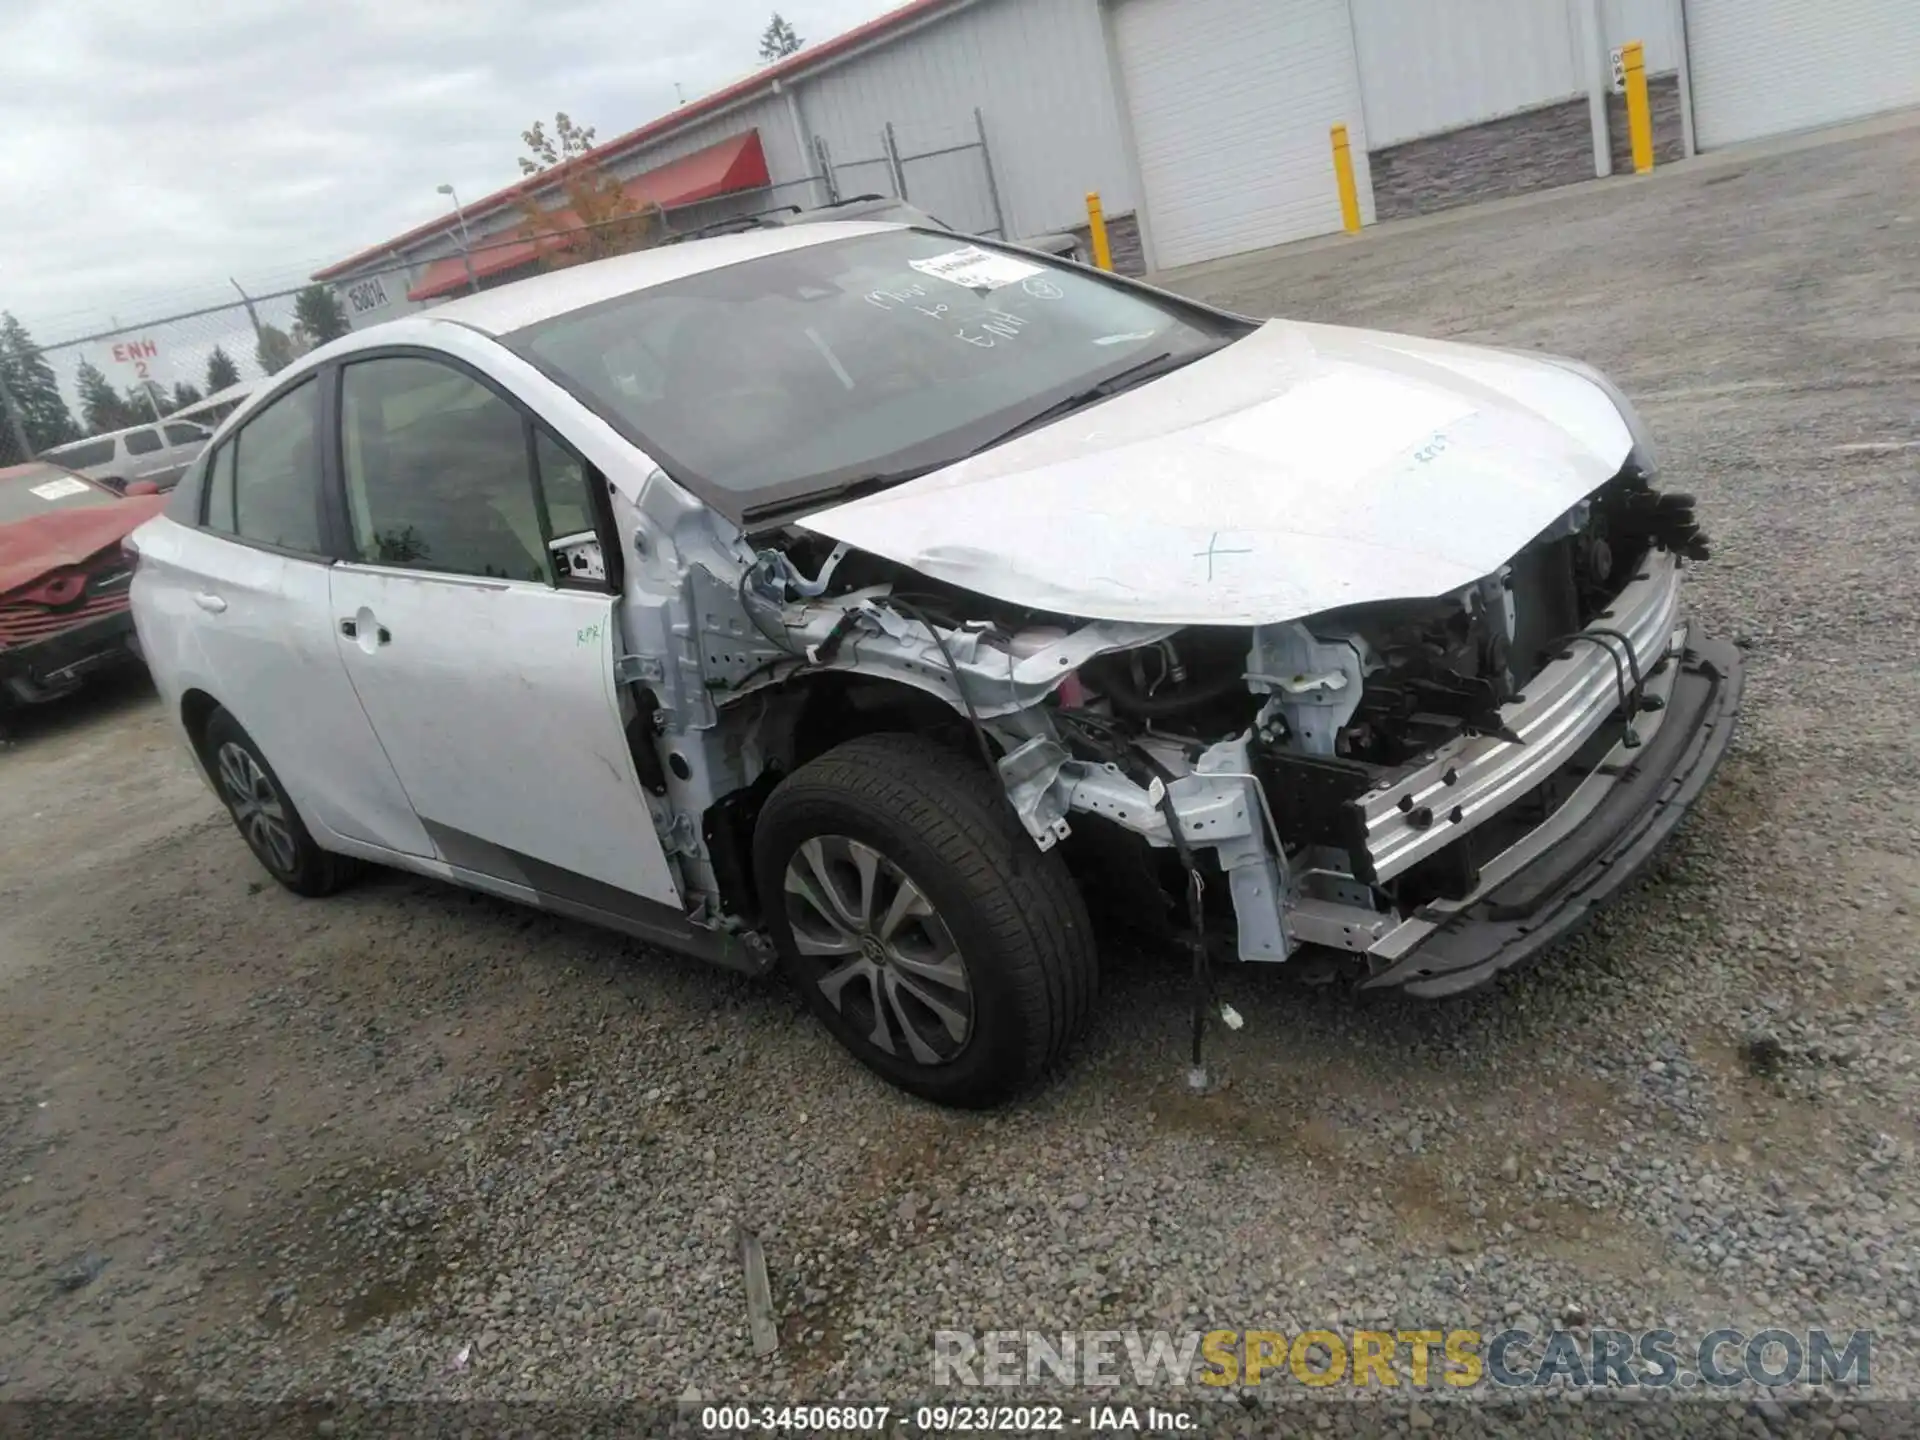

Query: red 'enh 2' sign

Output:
[112, 338, 159, 380]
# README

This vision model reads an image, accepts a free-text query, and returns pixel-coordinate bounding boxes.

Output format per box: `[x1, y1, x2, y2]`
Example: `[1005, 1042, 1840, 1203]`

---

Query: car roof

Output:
[773, 198, 943, 228]
[46, 420, 173, 450]
[404, 219, 905, 337]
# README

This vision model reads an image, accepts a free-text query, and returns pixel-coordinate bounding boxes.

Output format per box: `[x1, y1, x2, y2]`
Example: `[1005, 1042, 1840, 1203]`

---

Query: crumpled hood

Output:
[798, 319, 1636, 626]
[0, 496, 165, 598]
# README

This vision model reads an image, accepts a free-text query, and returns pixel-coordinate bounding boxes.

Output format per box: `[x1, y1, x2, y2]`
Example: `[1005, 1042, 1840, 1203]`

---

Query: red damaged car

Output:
[0, 460, 166, 712]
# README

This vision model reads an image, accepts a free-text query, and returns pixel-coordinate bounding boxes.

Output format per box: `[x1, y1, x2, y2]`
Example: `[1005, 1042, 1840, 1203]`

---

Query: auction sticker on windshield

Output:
[30, 477, 92, 500]
[909, 244, 1043, 291]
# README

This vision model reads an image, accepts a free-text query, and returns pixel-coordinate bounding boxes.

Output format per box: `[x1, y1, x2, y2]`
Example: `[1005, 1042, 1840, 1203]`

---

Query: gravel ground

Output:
[3, 122, 1918, 1435]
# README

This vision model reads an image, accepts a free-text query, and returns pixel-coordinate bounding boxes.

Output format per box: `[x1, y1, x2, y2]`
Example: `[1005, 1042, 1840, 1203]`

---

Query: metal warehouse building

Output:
[316, 0, 1920, 319]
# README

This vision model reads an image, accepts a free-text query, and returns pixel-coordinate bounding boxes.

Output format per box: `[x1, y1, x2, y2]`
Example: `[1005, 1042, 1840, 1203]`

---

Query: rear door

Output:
[322, 351, 676, 907]
[121, 428, 168, 485]
[138, 376, 433, 857]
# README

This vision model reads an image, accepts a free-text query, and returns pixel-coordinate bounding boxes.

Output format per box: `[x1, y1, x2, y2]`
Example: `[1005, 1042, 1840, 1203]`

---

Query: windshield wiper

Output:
[742, 461, 953, 523]
[968, 348, 1208, 452]
[742, 346, 1219, 524]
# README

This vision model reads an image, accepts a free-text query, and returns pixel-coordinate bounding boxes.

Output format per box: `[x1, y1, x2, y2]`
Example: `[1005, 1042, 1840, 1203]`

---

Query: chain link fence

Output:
[34, 290, 304, 427]
[813, 108, 1007, 238]
[4, 109, 1012, 459]
[2, 288, 309, 464]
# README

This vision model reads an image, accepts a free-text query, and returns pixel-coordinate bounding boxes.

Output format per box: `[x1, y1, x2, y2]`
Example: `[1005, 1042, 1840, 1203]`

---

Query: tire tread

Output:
[757, 733, 1097, 1103]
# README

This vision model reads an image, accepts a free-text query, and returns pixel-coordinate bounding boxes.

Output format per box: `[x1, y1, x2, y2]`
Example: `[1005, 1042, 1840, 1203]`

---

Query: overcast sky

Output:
[0, 0, 895, 346]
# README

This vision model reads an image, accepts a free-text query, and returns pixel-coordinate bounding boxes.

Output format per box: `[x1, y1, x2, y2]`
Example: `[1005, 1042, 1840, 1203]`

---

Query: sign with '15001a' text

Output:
[342, 277, 392, 319]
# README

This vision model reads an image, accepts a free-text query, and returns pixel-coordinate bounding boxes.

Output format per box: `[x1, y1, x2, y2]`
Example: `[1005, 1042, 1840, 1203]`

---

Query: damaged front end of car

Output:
[616, 444, 1740, 1010]
[1061, 462, 1739, 997]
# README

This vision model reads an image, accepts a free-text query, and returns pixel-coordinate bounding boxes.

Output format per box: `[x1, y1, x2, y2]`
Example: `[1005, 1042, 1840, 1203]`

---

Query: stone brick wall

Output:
[1369, 75, 1686, 223]
[1368, 98, 1596, 222]
[1608, 74, 1686, 172]
[1064, 211, 1147, 276]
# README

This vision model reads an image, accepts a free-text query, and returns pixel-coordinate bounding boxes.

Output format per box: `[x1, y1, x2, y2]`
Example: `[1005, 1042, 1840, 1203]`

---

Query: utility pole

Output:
[1574, 0, 1614, 177]
[436, 185, 481, 294]
[229, 278, 268, 347]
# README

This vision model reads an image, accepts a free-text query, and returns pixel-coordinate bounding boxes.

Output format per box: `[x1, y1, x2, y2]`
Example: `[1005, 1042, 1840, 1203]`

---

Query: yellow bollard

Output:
[1085, 191, 1113, 272]
[1623, 40, 1654, 174]
[1330, 124, 1362, 233]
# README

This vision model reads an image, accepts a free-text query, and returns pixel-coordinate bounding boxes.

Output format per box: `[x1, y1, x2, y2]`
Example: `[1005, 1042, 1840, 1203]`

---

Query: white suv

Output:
[129, 222, 1739, 1106]
[43, 420, 211, 494]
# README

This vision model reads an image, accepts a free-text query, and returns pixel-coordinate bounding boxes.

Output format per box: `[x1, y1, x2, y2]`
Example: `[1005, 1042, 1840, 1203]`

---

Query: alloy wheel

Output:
[782, 835, 974, 1065]
[216, 741, 298, 876]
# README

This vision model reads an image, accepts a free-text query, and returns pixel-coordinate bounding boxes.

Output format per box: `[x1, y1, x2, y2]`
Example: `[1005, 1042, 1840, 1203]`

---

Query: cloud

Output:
[0, 0, 893, 347]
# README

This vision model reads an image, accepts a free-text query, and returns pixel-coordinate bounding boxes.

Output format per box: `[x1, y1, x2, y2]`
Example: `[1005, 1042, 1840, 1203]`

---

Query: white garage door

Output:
[1112, 0, 1372, 270]
[1686, 0, 1920, 149]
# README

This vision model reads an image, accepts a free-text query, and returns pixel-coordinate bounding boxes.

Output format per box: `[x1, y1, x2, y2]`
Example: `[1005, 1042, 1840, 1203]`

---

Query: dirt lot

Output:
[3, 122, 1918, 1429]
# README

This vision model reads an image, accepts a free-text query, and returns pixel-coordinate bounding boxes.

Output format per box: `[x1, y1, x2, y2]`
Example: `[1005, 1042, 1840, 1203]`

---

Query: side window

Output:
[217, 380, 324, 553]
[534, 428, 594, 538]
[48, 438, 116, 469]
[163, 423, 207, 446]
[125, 429, 163, 456]
[340, 356, 550, 584]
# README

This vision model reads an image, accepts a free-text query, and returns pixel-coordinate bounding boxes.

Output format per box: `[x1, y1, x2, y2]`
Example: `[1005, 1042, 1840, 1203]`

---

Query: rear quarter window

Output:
[46, 437, 118, 470]
[205, 379, 324, 553]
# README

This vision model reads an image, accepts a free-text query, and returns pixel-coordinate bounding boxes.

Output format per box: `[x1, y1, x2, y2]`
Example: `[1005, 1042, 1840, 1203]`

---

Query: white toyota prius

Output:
[130, 221, 1741, 1106]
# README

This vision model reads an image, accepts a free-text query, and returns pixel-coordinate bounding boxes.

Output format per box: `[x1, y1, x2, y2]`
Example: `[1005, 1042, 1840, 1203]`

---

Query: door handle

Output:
[340, 618, 391, 645]
[192, 592, 227, 614]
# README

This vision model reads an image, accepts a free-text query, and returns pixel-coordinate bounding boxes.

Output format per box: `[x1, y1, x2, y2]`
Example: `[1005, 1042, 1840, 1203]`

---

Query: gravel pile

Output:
[2, 124, 1916, 1430]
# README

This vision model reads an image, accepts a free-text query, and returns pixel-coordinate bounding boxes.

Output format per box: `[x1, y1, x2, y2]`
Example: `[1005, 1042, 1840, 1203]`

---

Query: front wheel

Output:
[201, 707, 357, 897]
[752, 734, 1098, 1107]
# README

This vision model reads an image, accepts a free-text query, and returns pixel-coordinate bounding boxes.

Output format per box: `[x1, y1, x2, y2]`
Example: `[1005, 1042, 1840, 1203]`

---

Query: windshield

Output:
[0, 465, 116, 524]
[510, 230, 1246, 516]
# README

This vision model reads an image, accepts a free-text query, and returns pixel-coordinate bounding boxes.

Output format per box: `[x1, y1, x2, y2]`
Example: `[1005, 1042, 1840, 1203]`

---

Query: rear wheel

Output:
[753, 734, 1098, 1107]
[201, 708, 356, 897]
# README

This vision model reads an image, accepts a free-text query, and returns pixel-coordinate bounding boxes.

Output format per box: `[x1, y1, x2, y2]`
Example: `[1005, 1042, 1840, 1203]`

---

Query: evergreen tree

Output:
[206, 345, 241, 393]
[293, 284, 349, 345]
[76, 359, 136, 433]
[170, 381, 204, 411]
[255, 324, 296, 377]
[758, 12, 803, 62]
[0, 311, 81, 460]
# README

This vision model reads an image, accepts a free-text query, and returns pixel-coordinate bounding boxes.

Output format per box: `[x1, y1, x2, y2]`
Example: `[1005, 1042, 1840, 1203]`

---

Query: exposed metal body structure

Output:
[625, 467, 1712, 989]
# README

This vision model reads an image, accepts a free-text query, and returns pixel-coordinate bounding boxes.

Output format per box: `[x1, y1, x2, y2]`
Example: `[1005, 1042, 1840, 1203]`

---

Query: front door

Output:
[323, 352, 676, 908]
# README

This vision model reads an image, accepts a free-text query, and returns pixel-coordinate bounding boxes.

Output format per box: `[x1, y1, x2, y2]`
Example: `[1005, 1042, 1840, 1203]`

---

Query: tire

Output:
[752, 733, 1098, 1107]
[200, 707, 357, 898]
